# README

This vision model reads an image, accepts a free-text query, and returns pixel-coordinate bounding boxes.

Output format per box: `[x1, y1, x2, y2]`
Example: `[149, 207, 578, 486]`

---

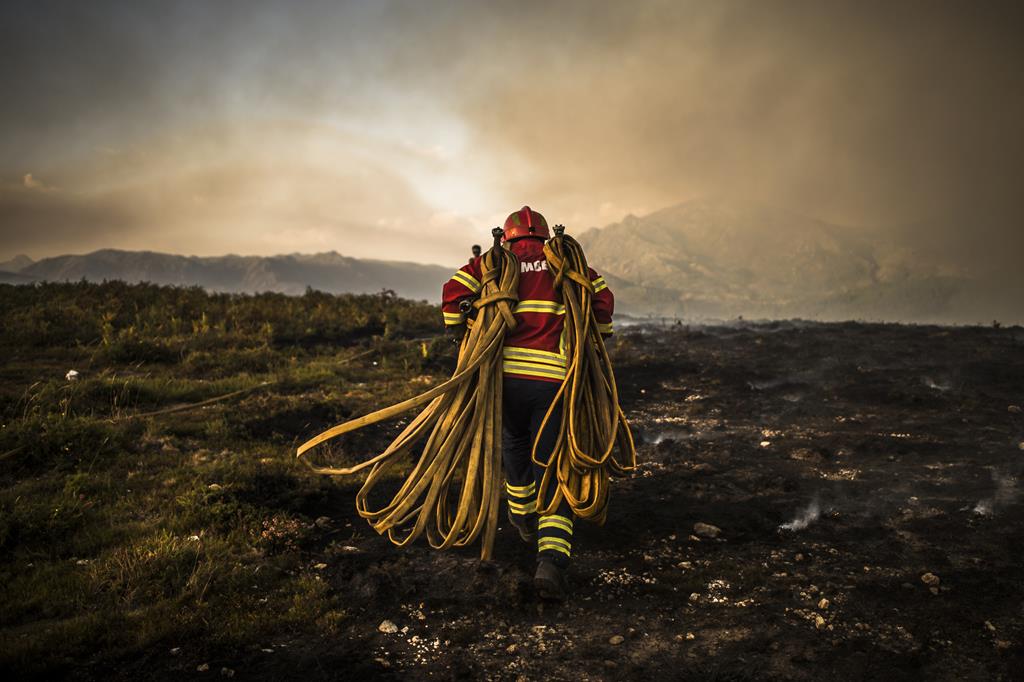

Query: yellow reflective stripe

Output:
[443, 311, 465, 325]
[451, 270, 481, 292]
[505, 481, 536, 494]
[503, 346, 567, 367]
[509, 500, 537, 513]
[538, 517, 573, 533]
[514, 300, 565, 315]
[538, 543, 570, 556]
[597, 322, 613, 334]
[592, 277, 607, 293]
[538, 537, 572, 554]
[503, 360, 567, 379]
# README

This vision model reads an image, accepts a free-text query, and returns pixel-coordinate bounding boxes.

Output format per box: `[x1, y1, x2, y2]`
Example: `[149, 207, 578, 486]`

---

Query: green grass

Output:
[0, 281, 451, 674]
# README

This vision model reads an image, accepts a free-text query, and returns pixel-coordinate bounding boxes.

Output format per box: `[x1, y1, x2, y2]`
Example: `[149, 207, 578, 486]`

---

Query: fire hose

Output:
[296, 228, 636, 559]
[536, 230, 636, 523]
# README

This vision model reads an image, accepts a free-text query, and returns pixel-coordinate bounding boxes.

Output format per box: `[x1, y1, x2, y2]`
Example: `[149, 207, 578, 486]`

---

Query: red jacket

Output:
[442, 238, 614, 383]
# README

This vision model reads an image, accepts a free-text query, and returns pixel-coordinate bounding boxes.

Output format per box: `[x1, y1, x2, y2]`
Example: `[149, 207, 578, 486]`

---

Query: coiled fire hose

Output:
[296, 230, 636, 559]
[538, 231, 637, 523]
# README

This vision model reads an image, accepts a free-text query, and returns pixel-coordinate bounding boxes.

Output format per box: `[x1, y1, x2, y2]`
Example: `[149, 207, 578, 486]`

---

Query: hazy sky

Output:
[1, 0, 1022, 269]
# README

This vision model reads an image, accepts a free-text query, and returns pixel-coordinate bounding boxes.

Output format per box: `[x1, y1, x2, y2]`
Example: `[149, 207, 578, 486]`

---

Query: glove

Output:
[445, 323, 467, 346]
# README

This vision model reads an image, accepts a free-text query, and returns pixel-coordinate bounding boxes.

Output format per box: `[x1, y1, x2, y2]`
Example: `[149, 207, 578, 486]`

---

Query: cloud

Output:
[0, 121, 476, 265]
[1, 1, 1021, 285]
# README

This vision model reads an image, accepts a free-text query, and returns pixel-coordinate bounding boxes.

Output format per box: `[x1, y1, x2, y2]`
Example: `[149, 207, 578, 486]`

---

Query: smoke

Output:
[1, 1, 1023, 279]
[778, 495, 823, 532]
[973, 469, 1019, 516]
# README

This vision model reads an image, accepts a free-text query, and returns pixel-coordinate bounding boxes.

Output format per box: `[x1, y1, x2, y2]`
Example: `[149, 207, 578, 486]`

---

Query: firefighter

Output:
[441, 206, 614, 599]
[469, 244, 482, 264]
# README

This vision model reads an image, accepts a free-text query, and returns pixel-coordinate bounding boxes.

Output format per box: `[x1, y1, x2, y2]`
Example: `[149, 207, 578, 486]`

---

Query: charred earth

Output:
[1, 283, 1021, 681]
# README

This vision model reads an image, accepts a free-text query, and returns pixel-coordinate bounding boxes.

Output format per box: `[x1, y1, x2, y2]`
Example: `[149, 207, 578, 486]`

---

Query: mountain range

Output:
[577, 199, 1015, 324]
[2, 199, 1017, 324]
[0, 250, 452, 302]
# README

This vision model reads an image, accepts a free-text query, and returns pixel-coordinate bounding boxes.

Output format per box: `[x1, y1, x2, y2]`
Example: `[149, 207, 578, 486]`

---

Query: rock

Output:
[506, 644, 517, 653]
[920, 572, 940, 587]
[197, 663, 210, 672]
[1008, 405, 1022, 414]
[818, 598, 830, 610]
[1018, 442, 1024, 451]
[693, 522, 721, 539]
[691, 463, 714, 473]
[795, 553, 805, 562]
[676, 561, 692, 570]
[378, 620, 399, 634]
[169, 647, 181, 656]
[207, 483, 222, 491]
[814, 615, 826, 630]
[221, 668, 235, 678]
[609, 635, 625, 645]
[686, 632, 695, 640]
[65, 369, 80, 381]
[984, 621, 997, 632]
[603, 660, 618, 669]
[313, 563, 328, 570]
[688, 592, 700, 603]
[314, 516, 333, 529]
[674, 634, 685, 642]
[760, 441, 771, 448]
[929, 587, 940, 595]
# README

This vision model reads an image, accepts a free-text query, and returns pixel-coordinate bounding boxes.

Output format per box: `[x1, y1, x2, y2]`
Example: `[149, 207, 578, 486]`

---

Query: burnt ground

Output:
[80, 321, 1024, 680]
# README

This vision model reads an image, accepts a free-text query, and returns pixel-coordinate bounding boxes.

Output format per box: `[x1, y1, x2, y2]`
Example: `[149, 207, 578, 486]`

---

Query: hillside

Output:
[577, 199, 990, 323]
[0, 270, 36, 285]
[0, 255, 34, 273]
[19, 249, 452, 302]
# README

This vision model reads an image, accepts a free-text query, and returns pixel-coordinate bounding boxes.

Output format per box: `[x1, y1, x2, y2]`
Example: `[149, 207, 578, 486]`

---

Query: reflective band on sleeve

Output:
[443, 311, 466, 326]
[592, 277, 608, 293]
[451, 270, 482, 293]
[597, 322, 613, 334]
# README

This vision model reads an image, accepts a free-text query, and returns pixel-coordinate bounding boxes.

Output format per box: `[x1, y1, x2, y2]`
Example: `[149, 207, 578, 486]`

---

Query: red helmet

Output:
[502, 206, 549, 242]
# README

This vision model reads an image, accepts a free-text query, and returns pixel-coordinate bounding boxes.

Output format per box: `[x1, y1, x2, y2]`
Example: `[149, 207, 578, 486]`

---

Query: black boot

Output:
[533, 559, 568, 601]
[507, 506, 537, 543]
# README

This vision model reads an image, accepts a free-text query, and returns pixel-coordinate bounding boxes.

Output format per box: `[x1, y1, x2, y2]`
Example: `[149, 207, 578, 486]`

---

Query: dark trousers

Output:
[502, 377, 574, 567]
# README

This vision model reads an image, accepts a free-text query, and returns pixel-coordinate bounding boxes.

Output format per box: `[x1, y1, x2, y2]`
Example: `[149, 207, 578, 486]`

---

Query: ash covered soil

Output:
[234, 321, 1024, 681]
[43, 321, 1022, 681]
